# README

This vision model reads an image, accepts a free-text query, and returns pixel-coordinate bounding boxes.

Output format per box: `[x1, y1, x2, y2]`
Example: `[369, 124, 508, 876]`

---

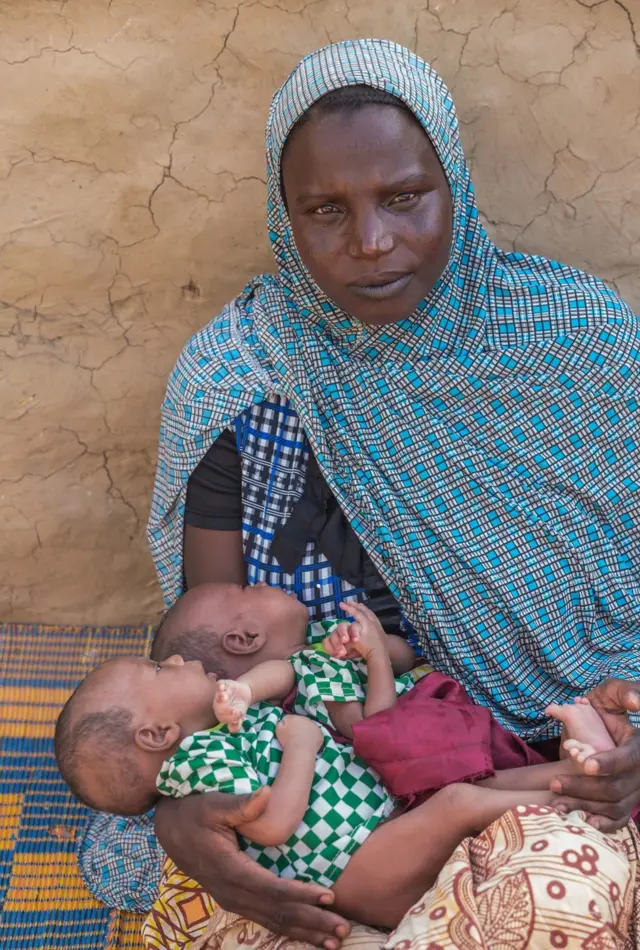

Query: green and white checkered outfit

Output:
[156, 702, 395, 887]
[157, 620, 432, 886]
[292, 620, 430, 728]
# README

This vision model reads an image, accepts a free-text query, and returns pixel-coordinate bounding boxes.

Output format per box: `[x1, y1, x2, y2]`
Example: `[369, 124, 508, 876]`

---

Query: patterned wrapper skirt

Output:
[142, 805, 640, 950]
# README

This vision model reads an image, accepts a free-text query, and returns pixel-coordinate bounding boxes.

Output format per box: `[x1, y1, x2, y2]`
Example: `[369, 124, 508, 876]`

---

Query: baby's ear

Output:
[222, 630, 266, 656]
[134, 722, 181, 754]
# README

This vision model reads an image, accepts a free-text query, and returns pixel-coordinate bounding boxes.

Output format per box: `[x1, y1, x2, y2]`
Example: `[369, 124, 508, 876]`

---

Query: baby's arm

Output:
[215, 660, 295, 733]
[386, 634, 417, 675]
[236, 716, 323, 847]
[324, 602, 404, 739]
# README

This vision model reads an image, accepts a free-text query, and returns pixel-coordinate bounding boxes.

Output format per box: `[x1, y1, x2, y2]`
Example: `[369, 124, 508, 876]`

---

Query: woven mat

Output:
[0, 622, 154, 950]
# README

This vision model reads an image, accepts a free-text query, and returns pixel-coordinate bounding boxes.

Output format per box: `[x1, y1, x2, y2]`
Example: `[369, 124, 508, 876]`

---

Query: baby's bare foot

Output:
[546, 698, 614, 753]
[214, 679, 253, 733]
[563, 738, 599, 764]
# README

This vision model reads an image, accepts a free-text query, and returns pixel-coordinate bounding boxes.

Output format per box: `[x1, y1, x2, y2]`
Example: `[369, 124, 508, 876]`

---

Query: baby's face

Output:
[110, 655, 218, 735]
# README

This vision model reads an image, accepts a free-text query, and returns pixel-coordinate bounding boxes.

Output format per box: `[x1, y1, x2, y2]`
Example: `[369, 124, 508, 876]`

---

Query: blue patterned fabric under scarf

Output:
[149, 38, 640, 739]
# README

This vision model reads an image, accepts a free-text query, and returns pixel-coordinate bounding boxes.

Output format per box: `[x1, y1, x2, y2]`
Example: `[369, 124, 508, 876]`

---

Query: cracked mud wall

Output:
[2, 0, 639, 624]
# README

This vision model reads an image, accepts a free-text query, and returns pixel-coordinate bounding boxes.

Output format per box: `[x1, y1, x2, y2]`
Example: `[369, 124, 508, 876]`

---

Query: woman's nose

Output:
[349, 208, 394, 259]
[163, 654, 184, 668]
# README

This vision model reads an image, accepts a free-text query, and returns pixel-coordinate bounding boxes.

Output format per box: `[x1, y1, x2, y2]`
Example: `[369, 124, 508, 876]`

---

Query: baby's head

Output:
[56, 583, 308, 815]
[55, 653, 218, 815]
[150, 582, 309, 674]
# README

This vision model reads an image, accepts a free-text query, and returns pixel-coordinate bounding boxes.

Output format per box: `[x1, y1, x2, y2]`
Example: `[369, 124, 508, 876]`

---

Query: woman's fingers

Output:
[223, 786, 272, 827]
[549, 738, 640, 802]
[232, 866, 350, 945]
[195, 835, 350, 943]
[588, 679, 640, 715]
[214, 883, 348, 947]
[550, 793, 637, 832]
[155, 791, 350, 944]
[586, 679, 640, 745]
[550, 768, 639, 803]
[583, 812, 632, 833]
[582, 735, 640, 778]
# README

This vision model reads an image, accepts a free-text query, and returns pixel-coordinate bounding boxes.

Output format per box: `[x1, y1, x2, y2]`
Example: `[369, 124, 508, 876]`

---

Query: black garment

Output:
[184, 431, 403, 633]
[184, 429, 242, 530]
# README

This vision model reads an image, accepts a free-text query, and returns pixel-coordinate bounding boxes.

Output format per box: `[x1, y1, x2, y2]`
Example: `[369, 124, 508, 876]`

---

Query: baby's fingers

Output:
[334, 622, 351, 643]
[340, 601, 376, 623]
[216, 681, 230, 701]
[347, 622, 362, 643]
[228, 715, 244, 734]
[323, 633, 346, 658]
[339, 602, 370, 626]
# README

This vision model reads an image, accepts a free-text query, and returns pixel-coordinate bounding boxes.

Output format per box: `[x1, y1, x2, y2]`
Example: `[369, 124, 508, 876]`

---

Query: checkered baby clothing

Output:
[291, 620, 430, 728]
[156, 703, 394, 887]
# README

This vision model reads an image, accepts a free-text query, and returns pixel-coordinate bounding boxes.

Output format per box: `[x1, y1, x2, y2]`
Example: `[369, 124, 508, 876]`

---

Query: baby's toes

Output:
[563, 739, 581, 757]
[575, 743, 597, 764]
[563, 738, 597, 765]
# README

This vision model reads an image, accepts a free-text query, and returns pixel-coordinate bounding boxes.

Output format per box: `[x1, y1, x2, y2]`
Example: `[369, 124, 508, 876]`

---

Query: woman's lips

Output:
[348, 273, 413, 299]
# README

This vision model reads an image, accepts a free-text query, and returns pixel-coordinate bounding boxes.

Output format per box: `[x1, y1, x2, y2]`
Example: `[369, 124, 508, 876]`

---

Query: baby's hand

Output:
[337, 601, 389, 661]
[276, 715, 323, 753]
[214, 679, 253, 733]
[322, 621, 363, 661]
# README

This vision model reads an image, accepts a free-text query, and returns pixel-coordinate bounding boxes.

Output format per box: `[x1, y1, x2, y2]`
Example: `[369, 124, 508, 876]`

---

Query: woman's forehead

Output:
[281, 105, 440, 190]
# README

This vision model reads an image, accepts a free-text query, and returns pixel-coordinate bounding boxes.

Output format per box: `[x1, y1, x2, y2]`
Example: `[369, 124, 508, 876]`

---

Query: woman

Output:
[88, 37, 640, 946]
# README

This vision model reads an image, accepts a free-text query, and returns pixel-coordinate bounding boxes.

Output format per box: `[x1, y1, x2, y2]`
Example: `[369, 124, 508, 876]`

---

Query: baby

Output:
[55, 583, 614, 929]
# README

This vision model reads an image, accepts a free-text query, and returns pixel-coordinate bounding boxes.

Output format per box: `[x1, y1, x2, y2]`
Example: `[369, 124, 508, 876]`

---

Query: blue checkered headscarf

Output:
[149, 39, 640, 735]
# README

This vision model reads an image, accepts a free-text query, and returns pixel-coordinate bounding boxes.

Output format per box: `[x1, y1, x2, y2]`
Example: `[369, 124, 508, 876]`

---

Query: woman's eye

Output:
[155, 664, 162, 673]
[311, 204, 340, 216]
[390, 192, 418, 205]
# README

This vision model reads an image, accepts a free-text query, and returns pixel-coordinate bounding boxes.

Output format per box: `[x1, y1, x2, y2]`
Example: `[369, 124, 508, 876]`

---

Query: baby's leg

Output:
[332, 784, 553, 930]
[479, 758, 580, 792]
[546, 696, 615, 753]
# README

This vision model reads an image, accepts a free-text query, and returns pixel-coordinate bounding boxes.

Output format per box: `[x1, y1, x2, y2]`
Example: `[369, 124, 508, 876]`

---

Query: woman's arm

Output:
[183, 430, 247, 588]
[154, 793, 350, 948]
[184, 525, 246, 587]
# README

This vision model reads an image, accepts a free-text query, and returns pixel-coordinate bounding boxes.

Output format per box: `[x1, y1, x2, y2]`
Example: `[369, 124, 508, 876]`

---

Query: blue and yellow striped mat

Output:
[0, 622, 154, 949]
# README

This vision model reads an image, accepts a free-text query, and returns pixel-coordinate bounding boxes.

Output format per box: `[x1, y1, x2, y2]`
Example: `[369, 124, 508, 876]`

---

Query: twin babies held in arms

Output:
[55, 582, 616, 930]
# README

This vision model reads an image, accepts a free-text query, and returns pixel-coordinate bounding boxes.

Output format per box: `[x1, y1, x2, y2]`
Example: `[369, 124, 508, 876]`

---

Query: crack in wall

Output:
[2, 0, 639, 624]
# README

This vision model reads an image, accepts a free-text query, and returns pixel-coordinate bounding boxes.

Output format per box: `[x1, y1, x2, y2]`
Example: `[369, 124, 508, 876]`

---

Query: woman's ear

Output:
[222, 630, 266, 656]
[134, 722, 181, 754]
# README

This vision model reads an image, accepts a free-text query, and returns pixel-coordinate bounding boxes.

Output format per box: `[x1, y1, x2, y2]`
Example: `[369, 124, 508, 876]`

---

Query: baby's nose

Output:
[163, 654, 184, 667]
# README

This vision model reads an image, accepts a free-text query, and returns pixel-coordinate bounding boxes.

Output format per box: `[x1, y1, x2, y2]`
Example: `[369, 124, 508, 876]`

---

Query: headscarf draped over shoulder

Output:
[149, 39, 640, 736]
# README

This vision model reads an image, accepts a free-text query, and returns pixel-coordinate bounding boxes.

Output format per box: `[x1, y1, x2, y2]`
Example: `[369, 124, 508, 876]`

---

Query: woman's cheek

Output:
[299, 231, 342, 285]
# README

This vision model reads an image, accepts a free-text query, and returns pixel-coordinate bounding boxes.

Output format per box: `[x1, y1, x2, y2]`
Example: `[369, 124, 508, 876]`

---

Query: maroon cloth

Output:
[352, 671, 546, 799]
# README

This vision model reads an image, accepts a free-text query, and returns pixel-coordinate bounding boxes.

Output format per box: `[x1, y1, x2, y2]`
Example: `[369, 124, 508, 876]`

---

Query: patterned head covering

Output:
[149, 39, 640, 735]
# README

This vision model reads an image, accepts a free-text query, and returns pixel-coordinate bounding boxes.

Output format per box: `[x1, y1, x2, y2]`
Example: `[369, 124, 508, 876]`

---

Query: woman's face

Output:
[281, 104, 453, 326]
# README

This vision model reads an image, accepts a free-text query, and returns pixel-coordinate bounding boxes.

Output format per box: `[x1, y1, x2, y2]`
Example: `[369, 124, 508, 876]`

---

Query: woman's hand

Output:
[154, 788, 351, 948]
[549, 679, 640, 831]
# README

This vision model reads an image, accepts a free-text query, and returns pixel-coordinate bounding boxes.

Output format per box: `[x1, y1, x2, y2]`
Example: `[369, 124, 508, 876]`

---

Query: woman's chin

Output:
[340, 290, 425, 326]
